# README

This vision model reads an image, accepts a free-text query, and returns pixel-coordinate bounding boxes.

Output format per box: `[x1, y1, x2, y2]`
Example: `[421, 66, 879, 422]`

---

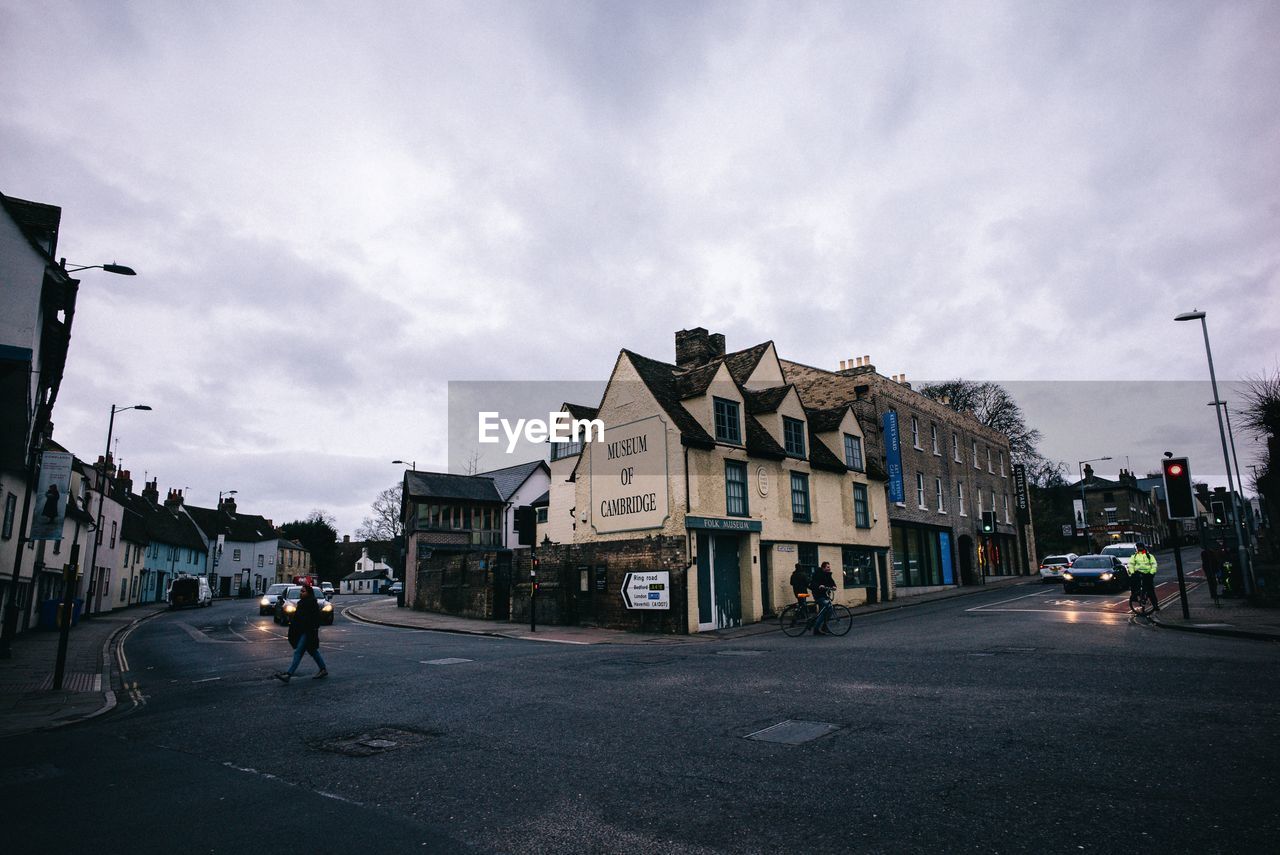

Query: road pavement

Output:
[4, 560, 1278, 854]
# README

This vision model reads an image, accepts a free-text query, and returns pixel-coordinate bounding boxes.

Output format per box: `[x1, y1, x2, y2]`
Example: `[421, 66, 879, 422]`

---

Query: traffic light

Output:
[980, 510, 996, 534]
[514, 506, 537, 546]
[1161, 457, 1196, 519]
[1210, 500, 1227, 526]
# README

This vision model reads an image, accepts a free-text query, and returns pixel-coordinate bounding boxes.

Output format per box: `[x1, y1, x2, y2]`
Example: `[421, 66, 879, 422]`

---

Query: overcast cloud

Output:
[2, 0, 1277, 533]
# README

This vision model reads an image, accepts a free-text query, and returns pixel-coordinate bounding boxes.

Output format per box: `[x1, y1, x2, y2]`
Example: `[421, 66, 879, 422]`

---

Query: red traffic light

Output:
[1168, 463, 1183, 476]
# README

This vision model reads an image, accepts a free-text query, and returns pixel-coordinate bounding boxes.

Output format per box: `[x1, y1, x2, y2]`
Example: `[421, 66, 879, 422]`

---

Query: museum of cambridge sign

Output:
[590, 415, 670, 534]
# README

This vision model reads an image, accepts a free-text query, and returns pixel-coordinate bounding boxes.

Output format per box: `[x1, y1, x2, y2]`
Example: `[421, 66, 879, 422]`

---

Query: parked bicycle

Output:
[779, 592, 853, 637]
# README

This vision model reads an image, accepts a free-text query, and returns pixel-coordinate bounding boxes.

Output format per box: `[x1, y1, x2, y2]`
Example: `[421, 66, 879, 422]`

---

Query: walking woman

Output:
[274, 583, 329, 682]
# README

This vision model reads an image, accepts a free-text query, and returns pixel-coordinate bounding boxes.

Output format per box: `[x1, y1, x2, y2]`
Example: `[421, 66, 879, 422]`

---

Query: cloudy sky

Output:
[3, 0, 1277, 534]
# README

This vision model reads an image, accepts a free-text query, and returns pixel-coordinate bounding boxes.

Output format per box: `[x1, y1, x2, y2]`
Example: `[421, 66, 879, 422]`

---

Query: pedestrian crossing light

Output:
[1210, 500, 1227, 526]
[980, 511, 996, 534]
[1160, 456, 1196, 519]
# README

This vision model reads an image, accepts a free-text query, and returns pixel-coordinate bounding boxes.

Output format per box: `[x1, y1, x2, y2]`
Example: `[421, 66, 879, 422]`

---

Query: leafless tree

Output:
[918, 379, 1044, 465]
[1239, 364, 1280, 440]
[356, 483, 403, 542]
[462, 449, 484, 476]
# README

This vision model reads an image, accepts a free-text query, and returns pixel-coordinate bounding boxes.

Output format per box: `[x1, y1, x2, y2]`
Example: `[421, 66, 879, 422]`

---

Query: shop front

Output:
[688, 515, 759, 631]
[890, 522, 956, 590]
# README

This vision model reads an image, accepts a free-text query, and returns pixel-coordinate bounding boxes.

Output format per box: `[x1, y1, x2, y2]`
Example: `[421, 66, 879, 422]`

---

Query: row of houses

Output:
[402, 328, 1036, 634]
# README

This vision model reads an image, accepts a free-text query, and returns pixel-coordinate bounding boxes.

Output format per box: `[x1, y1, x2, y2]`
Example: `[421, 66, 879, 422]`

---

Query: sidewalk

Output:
[0, 603, 167, 739]
[345, 574, 1033, 644]
[1152, 571, 1280, 642]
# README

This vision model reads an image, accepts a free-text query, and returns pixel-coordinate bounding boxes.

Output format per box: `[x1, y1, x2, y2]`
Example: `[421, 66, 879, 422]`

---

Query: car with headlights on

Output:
[273, 585, 335, 625]
[1038, 553, 1078, 583]
[320, 582, 335, 598]
[259, 583, 291, 616]
[1062, 554, 1129, 594]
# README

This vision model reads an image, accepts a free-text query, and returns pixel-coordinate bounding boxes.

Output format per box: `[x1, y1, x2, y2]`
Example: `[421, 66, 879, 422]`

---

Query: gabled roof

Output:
[531, 490, 550, 507]
[807, 429, 850, 474]
[744, 414, 787, 460]
[563, 402, 599, 422]
[805, 405, 851, 434]
[185, 504, 278, 543]
[675, 361, 722, 399]
[723, 342, 773, 385]
[743, 385, 791, 415]
[621, 350, 715, 448]
[119, 492, 208, 551]
[405, 470, 503, 503]
[342, 568, 392, 581]
[478, 459, 549, 502]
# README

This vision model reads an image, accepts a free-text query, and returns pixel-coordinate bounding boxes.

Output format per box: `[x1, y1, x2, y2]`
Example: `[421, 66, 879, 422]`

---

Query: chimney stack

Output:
[164, 488, 184, 512]
[142, 478, 159, 503]
[675, 327, 725, 369]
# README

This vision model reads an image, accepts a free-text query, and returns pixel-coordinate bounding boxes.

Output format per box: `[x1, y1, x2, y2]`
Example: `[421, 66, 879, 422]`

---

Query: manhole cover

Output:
[745, 720, 840, 745]
[315, 726, 439, 757]
[420, 658, 473, 665]
[716, 650, 765, 657]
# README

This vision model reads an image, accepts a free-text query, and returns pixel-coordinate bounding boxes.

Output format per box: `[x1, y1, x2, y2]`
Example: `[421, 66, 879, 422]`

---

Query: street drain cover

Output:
[315, 726, 439, 757]
[716, 650, 765, 657]
[745, 720, 840, 745]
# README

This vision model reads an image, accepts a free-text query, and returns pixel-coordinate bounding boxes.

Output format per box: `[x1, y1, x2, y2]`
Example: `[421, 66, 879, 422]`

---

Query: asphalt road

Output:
[4, 554, 1278, 854]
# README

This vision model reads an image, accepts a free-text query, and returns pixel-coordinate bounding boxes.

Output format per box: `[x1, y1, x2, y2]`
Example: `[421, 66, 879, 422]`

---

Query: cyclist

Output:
[809, 561, 837, 636]
[1129, 542, 1159, 612]
[789, 563, 812, 603]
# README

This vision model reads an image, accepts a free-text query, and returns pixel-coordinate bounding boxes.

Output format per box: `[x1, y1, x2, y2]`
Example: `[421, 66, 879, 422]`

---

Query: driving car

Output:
[1038, 553, 1078, 583]
[385, 581, 403, 596]
[273, 585, 335, 625]
[1100, 542, 1139, 569]
[259, 583, 292, 616]
[1062, 554, 1129, 594]
[321, 582, 335, 598]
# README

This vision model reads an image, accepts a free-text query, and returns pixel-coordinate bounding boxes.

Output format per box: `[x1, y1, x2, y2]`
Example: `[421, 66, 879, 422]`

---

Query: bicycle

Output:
[1128, 574, 1155, 617]
[779, 592, 853, 637]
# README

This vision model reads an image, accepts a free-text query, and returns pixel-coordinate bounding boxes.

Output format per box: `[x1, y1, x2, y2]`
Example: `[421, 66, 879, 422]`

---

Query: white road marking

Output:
[193, 677, 223, 683]
[966, 592, 1050, 612]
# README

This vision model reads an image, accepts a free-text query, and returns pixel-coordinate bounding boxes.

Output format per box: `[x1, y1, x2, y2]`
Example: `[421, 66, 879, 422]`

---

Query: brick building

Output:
[1071, 464, 1162, 552]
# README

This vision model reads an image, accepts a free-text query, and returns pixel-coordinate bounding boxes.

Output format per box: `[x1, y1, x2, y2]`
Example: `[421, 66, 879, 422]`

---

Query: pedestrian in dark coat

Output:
[274, 584, 328, 682]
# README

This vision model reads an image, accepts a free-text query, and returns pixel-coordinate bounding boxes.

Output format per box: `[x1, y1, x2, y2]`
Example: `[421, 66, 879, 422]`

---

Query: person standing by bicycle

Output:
[810, 561, 837, 636]
[1129, 542, 1159, 612]
[1200, 543, 1223, 603]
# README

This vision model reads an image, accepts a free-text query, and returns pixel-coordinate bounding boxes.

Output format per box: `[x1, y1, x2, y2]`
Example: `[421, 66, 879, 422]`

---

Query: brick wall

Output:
[413, 551, 495, 619]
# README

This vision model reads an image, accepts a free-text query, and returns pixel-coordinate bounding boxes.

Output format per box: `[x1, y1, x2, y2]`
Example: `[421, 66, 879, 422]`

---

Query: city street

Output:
[4, 555, 1278, 854]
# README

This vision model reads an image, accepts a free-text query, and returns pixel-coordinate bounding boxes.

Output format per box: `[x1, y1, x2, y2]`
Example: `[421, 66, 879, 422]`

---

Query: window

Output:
[1, 493, 15, 539]
[999, 451, 1006, 477]
[843, 434, 864, 471]
[790, 472, 811, 522]
[233, 548, 241, 561]
[257, 554, 264, 568]
[1105, 507, 1118, 525]
[120, 578, 127, 601]
[551, 439, 583, 461]
[958, 482, 966, 516]
[936, 478, 945, 512]
[987, 447, 993, 473]
[931, 424, 939, 455]
[96, 517, 103, 545]
[911, 416, 921, 449]
[713, 397, 742, 444]
[972, 440, 980, 468]
[953, 432, 961, 462]
[535, 507, 548, 524]
[916, 473, 926, 509]
[725, 461, 749, 517]
[110, 521, 117, 548]
[1003, 493, 1010, 523]
[783, 417, 806, 457]
[853, 483, 871, 528]
[123, 544, 130, 564]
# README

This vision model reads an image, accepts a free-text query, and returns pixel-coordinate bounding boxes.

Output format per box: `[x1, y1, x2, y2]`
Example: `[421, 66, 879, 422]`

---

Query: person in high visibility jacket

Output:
[1129, 542, 1159, 611]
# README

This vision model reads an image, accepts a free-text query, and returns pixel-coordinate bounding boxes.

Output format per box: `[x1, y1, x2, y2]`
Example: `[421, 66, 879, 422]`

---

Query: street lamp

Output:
[82, 404, 151, 619]
[393, 459, 416, 471]
[62, 261, 136, 276]
[1078, 456, 1112, 553]
[1175, 310, 1254, 595]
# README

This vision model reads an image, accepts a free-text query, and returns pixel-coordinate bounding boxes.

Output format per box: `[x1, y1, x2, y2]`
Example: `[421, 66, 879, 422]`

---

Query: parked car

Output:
[1062, 555, 1129, 594]
[259, 583, 292, 616]
[1038, 554, 1078, 583]
[273, 585, 335, 625]
[385, 582, 403, 596]
[1100, 543, 1139, 569]
[321, 582, 335, 598]
[168, 575, 212, 609]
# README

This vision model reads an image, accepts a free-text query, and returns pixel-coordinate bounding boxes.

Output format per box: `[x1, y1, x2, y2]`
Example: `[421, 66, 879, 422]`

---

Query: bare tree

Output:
[918, 379, 1044, 465]
[1239, 364, 1280, 439]
[356, 483, 403, 542]
[462, 449, 483, 476]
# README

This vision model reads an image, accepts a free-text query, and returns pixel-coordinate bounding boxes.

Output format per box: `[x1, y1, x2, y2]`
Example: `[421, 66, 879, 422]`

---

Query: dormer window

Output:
[713, 397, 742, 444]
[843, 434, 864, 471]
[783, 417, 806, 457]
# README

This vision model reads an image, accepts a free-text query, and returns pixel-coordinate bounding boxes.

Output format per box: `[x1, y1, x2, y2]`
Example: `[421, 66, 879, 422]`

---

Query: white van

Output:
[1100, 543, 1139, 569]
[168, 575, 213, 609]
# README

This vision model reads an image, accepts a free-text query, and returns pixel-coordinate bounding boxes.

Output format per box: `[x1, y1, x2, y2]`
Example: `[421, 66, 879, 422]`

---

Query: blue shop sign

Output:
[882, 411, 905, 504]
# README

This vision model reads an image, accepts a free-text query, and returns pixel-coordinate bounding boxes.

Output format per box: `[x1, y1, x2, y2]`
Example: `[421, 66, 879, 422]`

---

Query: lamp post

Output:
[1176, 310, 1254, 595]
[392, 459, 416, 471]
[1077, 456, 1112, 553]
[82, 404, 151, 619]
